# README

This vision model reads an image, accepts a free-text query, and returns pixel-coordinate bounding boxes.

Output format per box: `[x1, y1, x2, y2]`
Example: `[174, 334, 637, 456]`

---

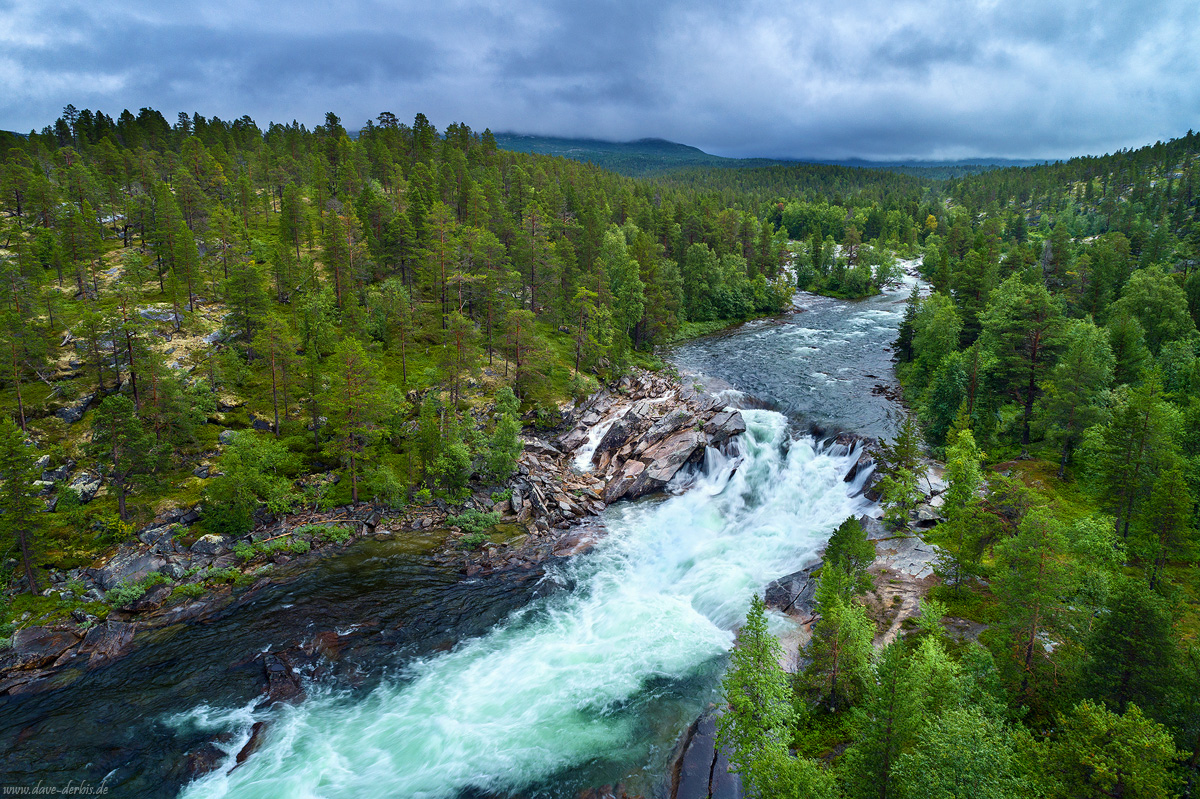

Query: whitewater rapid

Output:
[177, 409, 869, 798]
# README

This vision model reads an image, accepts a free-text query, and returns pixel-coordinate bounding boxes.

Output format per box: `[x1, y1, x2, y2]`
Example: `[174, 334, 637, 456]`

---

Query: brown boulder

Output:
[602, 459, 646, 503]
[642, 407, 694, 446]
[642, 429, 707, 484]
[592, 408, 643, 461]
[7, 626, 81, 670]
[79, 620, 137, 667]
[559, 426, 591, 452]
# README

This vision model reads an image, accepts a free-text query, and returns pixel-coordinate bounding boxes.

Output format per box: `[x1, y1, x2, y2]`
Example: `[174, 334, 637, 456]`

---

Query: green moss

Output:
[928, 582, 998, 625]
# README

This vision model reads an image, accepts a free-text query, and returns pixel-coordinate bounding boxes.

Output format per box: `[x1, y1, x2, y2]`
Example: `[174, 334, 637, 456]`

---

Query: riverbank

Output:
[0, 368, 758, 698]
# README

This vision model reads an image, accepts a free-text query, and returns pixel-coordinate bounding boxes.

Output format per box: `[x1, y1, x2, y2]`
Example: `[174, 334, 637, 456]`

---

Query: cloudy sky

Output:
[2, 0, 1197, 160]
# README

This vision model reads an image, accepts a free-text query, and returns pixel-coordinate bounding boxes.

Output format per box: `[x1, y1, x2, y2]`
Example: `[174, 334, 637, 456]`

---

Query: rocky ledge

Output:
[438, 369, 749, 575]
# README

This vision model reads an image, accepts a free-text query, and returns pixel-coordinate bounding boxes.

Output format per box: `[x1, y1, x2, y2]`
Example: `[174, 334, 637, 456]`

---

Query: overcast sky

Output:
[2, 0, 1197, 160]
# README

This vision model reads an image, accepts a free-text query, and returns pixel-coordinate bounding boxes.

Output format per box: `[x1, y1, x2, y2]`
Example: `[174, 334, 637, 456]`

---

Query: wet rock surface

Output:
[669, 710, 742, 799]
[764, 557, 823, 621]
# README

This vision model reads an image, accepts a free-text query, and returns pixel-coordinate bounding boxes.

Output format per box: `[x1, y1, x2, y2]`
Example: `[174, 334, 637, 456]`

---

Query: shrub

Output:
[312, 526, 352, 544]
[173, 583, 206, 599]
[460, 531, 490, 549]
[203, 431, 300, 536]
[206, 567, 240, 584]
[446, 509, 500, 535]
[107, 581, 147, 607]
[232, 541, 256, 561]
[107, 573, 170, 606]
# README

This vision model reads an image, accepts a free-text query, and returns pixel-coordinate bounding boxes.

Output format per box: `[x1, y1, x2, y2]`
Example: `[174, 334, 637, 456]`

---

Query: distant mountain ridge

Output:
[493, 132, 761, 175]
[494, 132, 1043, 178]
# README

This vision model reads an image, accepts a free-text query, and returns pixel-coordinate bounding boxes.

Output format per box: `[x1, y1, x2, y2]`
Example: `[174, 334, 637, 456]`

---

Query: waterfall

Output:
[180, 409, 869, 798]
[572, 414, 619, 472]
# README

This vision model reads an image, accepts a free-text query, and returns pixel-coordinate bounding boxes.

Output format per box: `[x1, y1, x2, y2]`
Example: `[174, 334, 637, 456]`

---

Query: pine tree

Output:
[439, 311, 479, 409]
[253, 314, 298, 436]
[88, 394, 161, 520]
[0, 416, 41, 594]
[502, 309, 547, 398]
[992, 507, 1075, 715]
[1037, 318, 1114, 476]
[223, 258, 270, 342]
[1082, 375, 1182, 540]
[979, 273, 1064, 457]
[1134, 466, 1195, 589]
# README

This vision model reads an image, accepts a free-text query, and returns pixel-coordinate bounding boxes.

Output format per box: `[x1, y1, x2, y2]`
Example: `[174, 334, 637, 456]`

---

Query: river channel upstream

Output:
[0, 277, 917, 798]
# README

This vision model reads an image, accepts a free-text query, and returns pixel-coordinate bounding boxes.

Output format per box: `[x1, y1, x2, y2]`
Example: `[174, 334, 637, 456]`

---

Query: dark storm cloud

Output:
[2, 0, 1197, 160]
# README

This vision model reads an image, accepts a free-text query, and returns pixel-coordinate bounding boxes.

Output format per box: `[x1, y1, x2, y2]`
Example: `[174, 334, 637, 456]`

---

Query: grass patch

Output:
[928, 581, 998, 625]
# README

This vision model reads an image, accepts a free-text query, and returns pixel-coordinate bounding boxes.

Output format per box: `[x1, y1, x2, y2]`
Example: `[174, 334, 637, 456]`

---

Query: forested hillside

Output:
[718, 131, 1200, 797]
[0, 105, 821, 606]
[493, 133, 763, 176]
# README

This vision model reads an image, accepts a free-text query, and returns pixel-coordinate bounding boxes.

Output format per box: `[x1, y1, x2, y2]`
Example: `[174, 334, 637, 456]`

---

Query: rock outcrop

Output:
[555, 369, 747, 507]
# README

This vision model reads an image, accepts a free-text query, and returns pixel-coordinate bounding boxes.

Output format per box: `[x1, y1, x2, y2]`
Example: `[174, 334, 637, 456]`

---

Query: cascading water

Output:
[180, 410, 870, 798]
[572, 414, 619, 472]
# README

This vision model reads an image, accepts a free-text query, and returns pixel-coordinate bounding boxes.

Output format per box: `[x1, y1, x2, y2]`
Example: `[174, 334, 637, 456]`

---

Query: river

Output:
[0, 280, 914, 797]
[672, 272, 920, 442]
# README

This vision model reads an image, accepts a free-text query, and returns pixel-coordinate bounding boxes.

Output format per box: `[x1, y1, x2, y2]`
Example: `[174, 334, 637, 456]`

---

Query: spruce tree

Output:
[873, 414, 924, 529]
[801, 568, 875, 712]
[718, 595, 835, 799]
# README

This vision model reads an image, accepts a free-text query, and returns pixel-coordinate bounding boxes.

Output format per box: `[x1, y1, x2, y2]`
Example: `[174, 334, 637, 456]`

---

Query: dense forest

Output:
[1, 105, 1198, 796]
[0, 104, 846, 608]
[719, 132, 1200, 796]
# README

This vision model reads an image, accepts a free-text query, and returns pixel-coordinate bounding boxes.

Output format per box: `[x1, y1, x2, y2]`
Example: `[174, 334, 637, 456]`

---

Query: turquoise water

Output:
[179, 411, 869, 798]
